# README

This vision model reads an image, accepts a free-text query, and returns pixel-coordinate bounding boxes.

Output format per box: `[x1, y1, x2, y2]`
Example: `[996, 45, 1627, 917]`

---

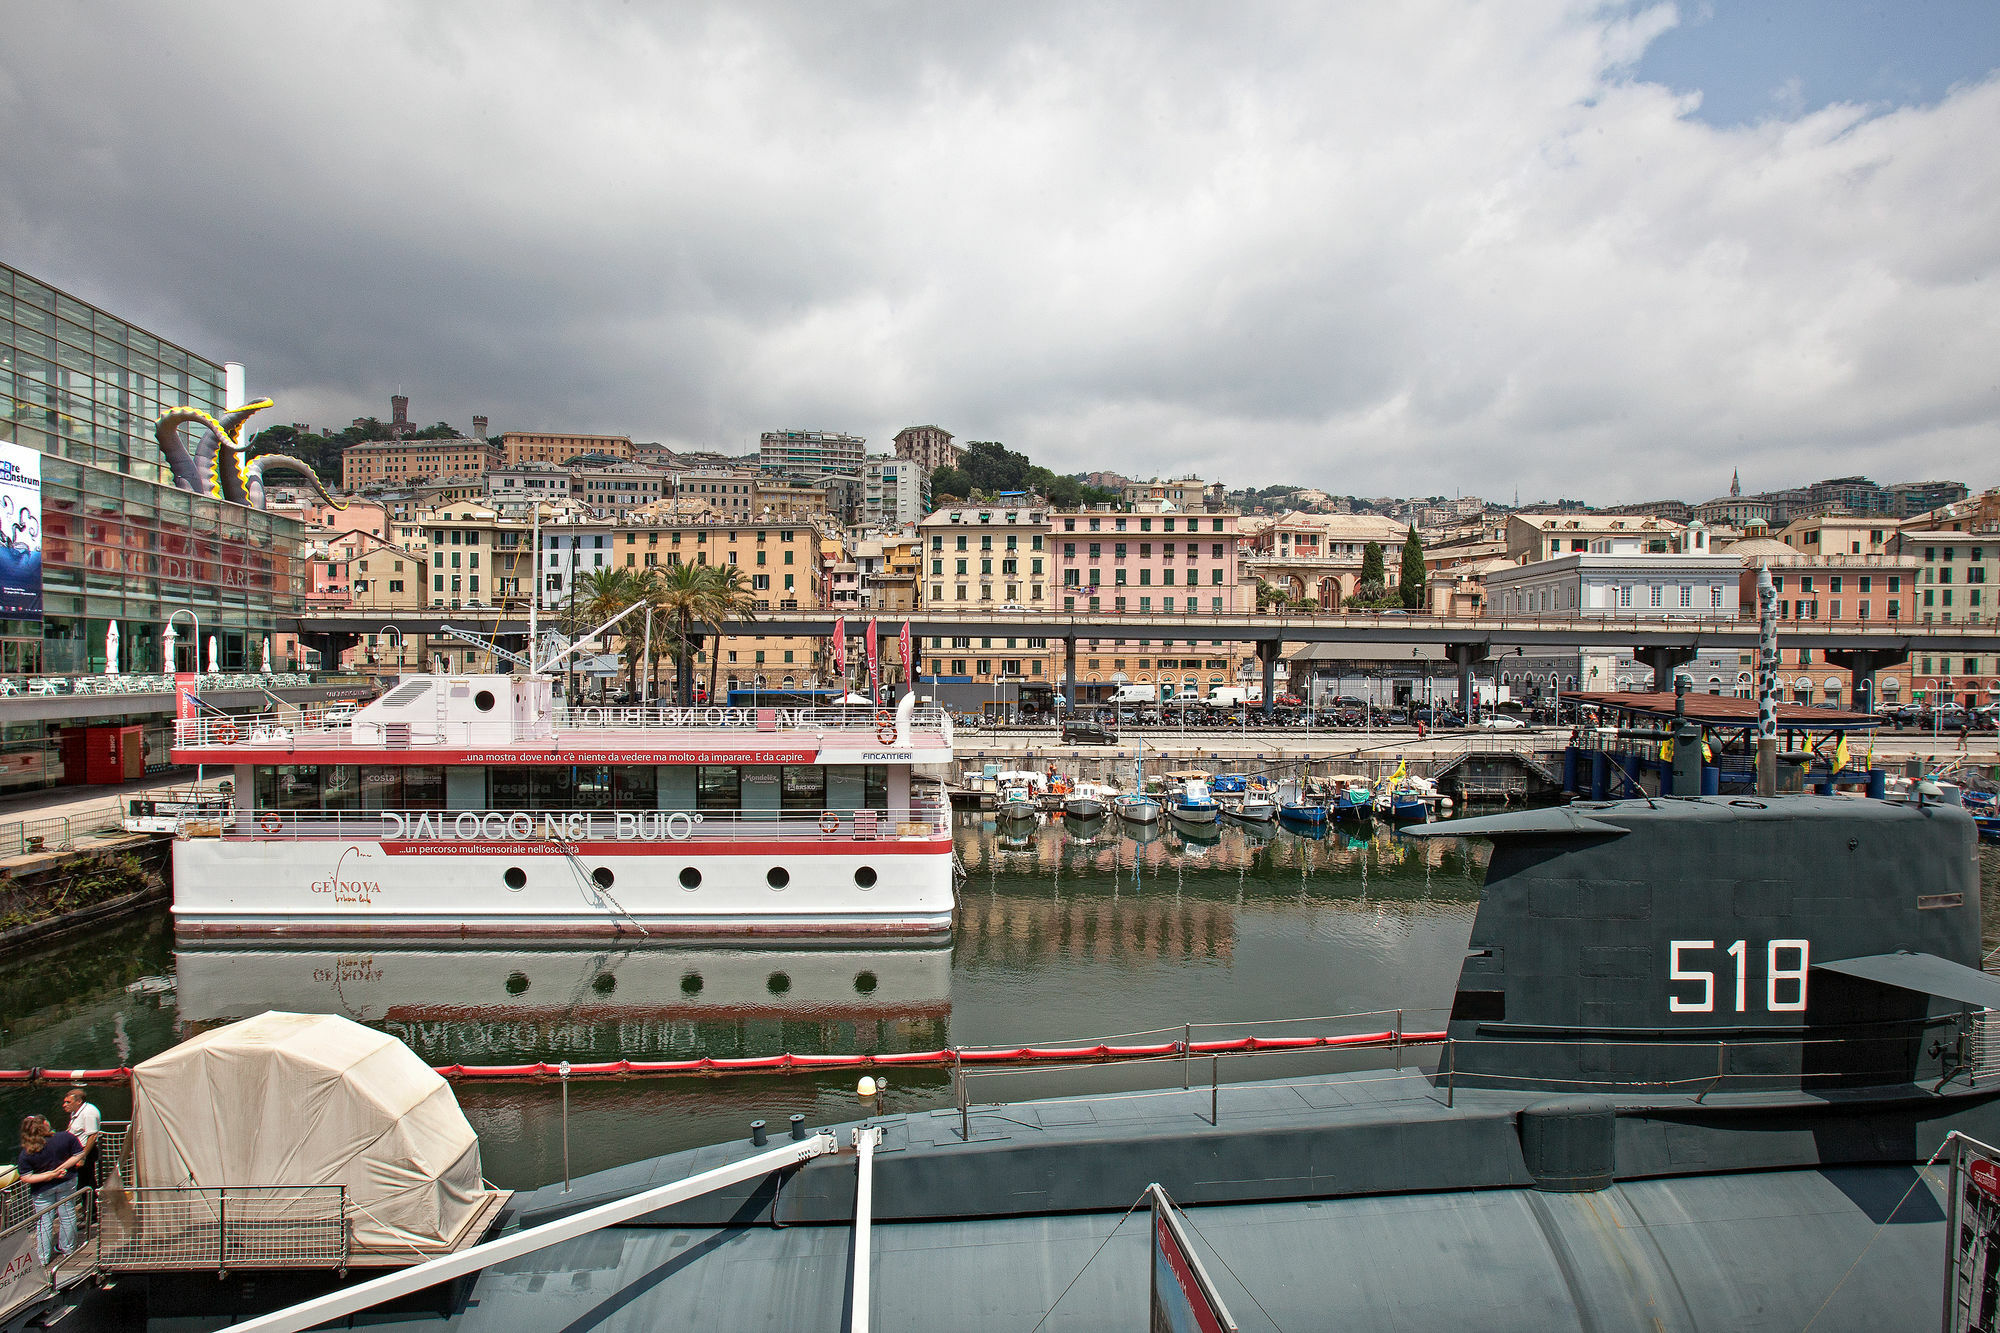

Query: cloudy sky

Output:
[5, 1, 1998, 505]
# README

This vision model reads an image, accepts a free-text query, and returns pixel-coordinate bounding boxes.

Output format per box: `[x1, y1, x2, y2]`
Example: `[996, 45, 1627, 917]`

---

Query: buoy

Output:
[857, 1075, 878, 1097]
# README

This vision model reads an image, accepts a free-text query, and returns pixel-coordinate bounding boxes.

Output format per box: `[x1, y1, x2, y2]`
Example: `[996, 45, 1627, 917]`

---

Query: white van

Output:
[1206, 687, 1255, 708]
[1109, 684, 1157, 705]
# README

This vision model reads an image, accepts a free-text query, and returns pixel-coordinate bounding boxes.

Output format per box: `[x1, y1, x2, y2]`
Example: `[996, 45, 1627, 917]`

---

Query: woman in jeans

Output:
[15, 1115, 85, 1265]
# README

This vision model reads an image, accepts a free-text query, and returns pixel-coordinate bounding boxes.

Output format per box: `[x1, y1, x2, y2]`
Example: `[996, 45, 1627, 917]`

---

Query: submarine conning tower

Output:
[1411, 794, 1990, 1097]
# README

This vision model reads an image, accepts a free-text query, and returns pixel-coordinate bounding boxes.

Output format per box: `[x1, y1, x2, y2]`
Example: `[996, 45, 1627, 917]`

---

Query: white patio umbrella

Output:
[262, 637, 273, 673]
[206, 635, 220, 674]
[836, 692, 873, 703]
[104, 621, 120, 675]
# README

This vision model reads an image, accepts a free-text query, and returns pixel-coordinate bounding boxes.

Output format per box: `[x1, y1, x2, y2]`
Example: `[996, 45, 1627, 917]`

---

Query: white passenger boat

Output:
[166, 673, 957, 939]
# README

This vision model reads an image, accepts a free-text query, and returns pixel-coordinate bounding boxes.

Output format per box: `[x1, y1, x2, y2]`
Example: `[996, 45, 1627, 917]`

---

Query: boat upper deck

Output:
[171, 696, 956, 766]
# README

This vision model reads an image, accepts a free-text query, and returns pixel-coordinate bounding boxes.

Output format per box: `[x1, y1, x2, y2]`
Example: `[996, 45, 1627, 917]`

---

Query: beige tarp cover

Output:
[131, 1011, 490, 1252]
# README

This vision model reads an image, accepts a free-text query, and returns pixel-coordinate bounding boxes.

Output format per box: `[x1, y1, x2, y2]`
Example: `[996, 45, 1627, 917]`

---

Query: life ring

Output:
[258, 811, 282, 834]
[819, 810, 840, 835]
[215, 723, 239, 744]
[874, 709, 893, 728]
[877, 722, 897, 744]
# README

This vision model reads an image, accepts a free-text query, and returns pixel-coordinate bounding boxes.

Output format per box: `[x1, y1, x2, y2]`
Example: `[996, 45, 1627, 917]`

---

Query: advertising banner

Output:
[176, 673, 201, 724]
[0, 1220, 48, 1326]
[1948, 1135, 2000, 1332]
[0, 443, 43, 619]
[831, 616, 846, 679]
[900, 620, 914, 691]
[1149, 1184, 1237, 1333]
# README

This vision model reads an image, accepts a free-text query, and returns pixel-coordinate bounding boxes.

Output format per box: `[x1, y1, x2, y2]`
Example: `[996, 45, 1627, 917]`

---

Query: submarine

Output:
[187, 790, 1982, 1332]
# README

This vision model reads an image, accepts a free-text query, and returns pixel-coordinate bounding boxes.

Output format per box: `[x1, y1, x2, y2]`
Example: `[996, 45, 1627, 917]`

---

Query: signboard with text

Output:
[1149, 1184, 1237, 1333]
[0, 443, 43, 619]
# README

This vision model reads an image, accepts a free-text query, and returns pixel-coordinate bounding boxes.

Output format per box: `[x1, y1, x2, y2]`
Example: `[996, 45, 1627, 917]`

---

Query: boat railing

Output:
[173, 703, 950, 748]
[947, 1014, 1976, 1135]
[94, 1184, 348, 1274]
[551, 704, 948, 734]
[221, 800, 952, 843]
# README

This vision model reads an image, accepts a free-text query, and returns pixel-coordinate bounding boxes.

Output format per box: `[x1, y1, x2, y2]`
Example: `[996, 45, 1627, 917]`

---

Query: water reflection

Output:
[173, 945, 952, 1066]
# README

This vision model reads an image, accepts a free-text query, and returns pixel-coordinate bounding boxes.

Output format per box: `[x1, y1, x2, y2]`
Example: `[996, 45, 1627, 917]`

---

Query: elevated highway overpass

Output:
[292, 610, 2000, 714]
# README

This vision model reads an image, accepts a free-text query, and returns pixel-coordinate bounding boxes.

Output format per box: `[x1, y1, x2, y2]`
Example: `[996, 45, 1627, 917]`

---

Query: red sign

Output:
[900, 620, 913, 688]
[831, 616, 846, 678]
[1970, 1157, 2000, 1200]
[175, 672, 200, 724]
[1150, 1186, 1237, 1332]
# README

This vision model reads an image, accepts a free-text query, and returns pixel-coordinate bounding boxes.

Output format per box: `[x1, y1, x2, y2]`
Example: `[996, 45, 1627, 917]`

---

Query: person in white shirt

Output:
[62, 1087, 101, 1189]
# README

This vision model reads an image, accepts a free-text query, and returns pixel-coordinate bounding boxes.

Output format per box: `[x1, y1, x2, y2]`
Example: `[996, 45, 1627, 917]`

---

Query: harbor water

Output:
[4, 814, 1995, 1192]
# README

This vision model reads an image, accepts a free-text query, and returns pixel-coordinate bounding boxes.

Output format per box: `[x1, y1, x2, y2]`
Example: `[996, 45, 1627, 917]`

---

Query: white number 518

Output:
[1670, 939, 1808, 1014]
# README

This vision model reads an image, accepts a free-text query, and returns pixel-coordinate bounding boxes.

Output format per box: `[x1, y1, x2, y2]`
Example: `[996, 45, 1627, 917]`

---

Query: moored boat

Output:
[1112, 792, 1163, 824]
[1167, 777, 1219, 825]
[1273, 777, 1326, 825]
[163, 671, 958, 939]
[1063, 781, 1117, 820]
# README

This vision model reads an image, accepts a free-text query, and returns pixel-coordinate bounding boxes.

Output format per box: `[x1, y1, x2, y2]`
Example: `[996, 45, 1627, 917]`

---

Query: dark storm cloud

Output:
[3, 1, 1995, 501]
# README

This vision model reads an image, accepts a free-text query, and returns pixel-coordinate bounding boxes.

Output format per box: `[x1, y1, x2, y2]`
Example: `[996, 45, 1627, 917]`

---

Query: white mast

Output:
[529, 501, 541, 676]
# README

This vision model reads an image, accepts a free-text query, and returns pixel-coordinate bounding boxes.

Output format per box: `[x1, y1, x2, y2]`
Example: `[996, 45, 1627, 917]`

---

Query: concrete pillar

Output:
[1063, 636, 1077, 712]
[1634, 646, 1698, 693]
[1258, 641, 1279, 718]
[1826, 648, 1908, 716]
[1445, 644, 1489, 717]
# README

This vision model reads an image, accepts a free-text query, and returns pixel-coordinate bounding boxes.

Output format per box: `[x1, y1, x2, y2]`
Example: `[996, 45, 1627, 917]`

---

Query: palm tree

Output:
[702, 564, 758, 705]
[651, 561, 709, 704]
[567, 567, 649, 699]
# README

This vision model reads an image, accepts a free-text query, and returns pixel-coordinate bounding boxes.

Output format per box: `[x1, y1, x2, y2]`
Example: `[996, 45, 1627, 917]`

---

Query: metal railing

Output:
[223, 800, 952, 843]
[0, 803, 130, 857]
[173, 702, 949, 748]
[2, 672, 319, 699]
[95, 1185, 347, 1273]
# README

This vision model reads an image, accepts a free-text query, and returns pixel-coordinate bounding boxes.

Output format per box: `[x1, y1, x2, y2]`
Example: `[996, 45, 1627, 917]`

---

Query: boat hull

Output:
[1279, 805, 1327, 825]
[1062, 799, 1106, 820]
[1168, 803, 1218, 825]
[1114, 800, 1162, 824]
[170, 836, 957, 940]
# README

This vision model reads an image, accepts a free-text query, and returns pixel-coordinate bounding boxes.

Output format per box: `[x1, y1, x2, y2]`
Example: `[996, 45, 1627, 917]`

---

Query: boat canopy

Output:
[1181, 779, 1213, 804]
[131, 1011, 500, 1251]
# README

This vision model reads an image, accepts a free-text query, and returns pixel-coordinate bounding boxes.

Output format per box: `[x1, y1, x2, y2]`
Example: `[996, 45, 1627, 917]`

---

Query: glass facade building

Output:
[0, 262, 303, 674]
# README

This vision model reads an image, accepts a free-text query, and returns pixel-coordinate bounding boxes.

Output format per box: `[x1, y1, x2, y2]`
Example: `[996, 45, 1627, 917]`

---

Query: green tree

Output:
[1359, 541, 1385, 587]
[651, 562, 710, 704]
[1399, 526, 1426, 610]
[702, 565, 759, 704]
[567, 567, 651, 696]
[929, 465, 971, 500]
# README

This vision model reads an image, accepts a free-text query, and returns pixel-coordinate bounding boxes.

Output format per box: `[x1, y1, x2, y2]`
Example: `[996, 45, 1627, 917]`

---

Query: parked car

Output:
[1478, 715, 1527, 731]
[1061, 719, 1119, 745]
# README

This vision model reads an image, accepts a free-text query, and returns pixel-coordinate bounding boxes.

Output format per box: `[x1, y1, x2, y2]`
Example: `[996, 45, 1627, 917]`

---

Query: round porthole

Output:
[679, 866, 702, 890]
[503, 866, 527, 891]
[473, 689, 496, 712]
[853, 866, 878, 889]
[767, 867, 790, 890]
[592, 866, 616, 889]
[680, 971, 704, 995]
[592, 973, 617, 995]
[854, 970, 878, 995]
[766, 971, 791, 995]
[504, 971, 530, 996]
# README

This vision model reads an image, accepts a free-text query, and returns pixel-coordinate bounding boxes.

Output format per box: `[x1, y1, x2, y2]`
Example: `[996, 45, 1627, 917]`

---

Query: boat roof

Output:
[1564, 689, 1879, 731]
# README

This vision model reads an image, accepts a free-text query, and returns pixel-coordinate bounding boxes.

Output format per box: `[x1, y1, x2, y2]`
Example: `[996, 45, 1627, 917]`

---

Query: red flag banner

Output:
[865, 620, 880, 702]
[1149, 1185, 1237, 1333]
[831, 617, 846, 679]
[900, 620, 914, 691]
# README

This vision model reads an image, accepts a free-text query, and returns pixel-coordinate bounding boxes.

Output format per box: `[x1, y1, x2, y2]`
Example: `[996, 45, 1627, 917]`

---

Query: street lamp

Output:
[162, 609, 199, 675]
[380, 625, 405, 674]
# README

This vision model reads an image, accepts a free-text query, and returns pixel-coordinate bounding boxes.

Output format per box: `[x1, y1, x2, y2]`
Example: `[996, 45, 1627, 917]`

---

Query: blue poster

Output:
[0, 444, 41, 619]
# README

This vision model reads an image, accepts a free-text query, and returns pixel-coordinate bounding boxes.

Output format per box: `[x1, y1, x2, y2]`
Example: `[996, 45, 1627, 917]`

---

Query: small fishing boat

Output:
[1378, 774, 1450, 823]
[1326, 775, 1375, 819]
[1113, 791, 1162, 824]
[1167, 777, 1220, 826]
[1063, 781, 1116, 820]
[1965, 789, 1999, 842]
[995, 771, 1044, 823]
[1229, 787, 1278, 822]
[1273, 777, 1326, 825]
